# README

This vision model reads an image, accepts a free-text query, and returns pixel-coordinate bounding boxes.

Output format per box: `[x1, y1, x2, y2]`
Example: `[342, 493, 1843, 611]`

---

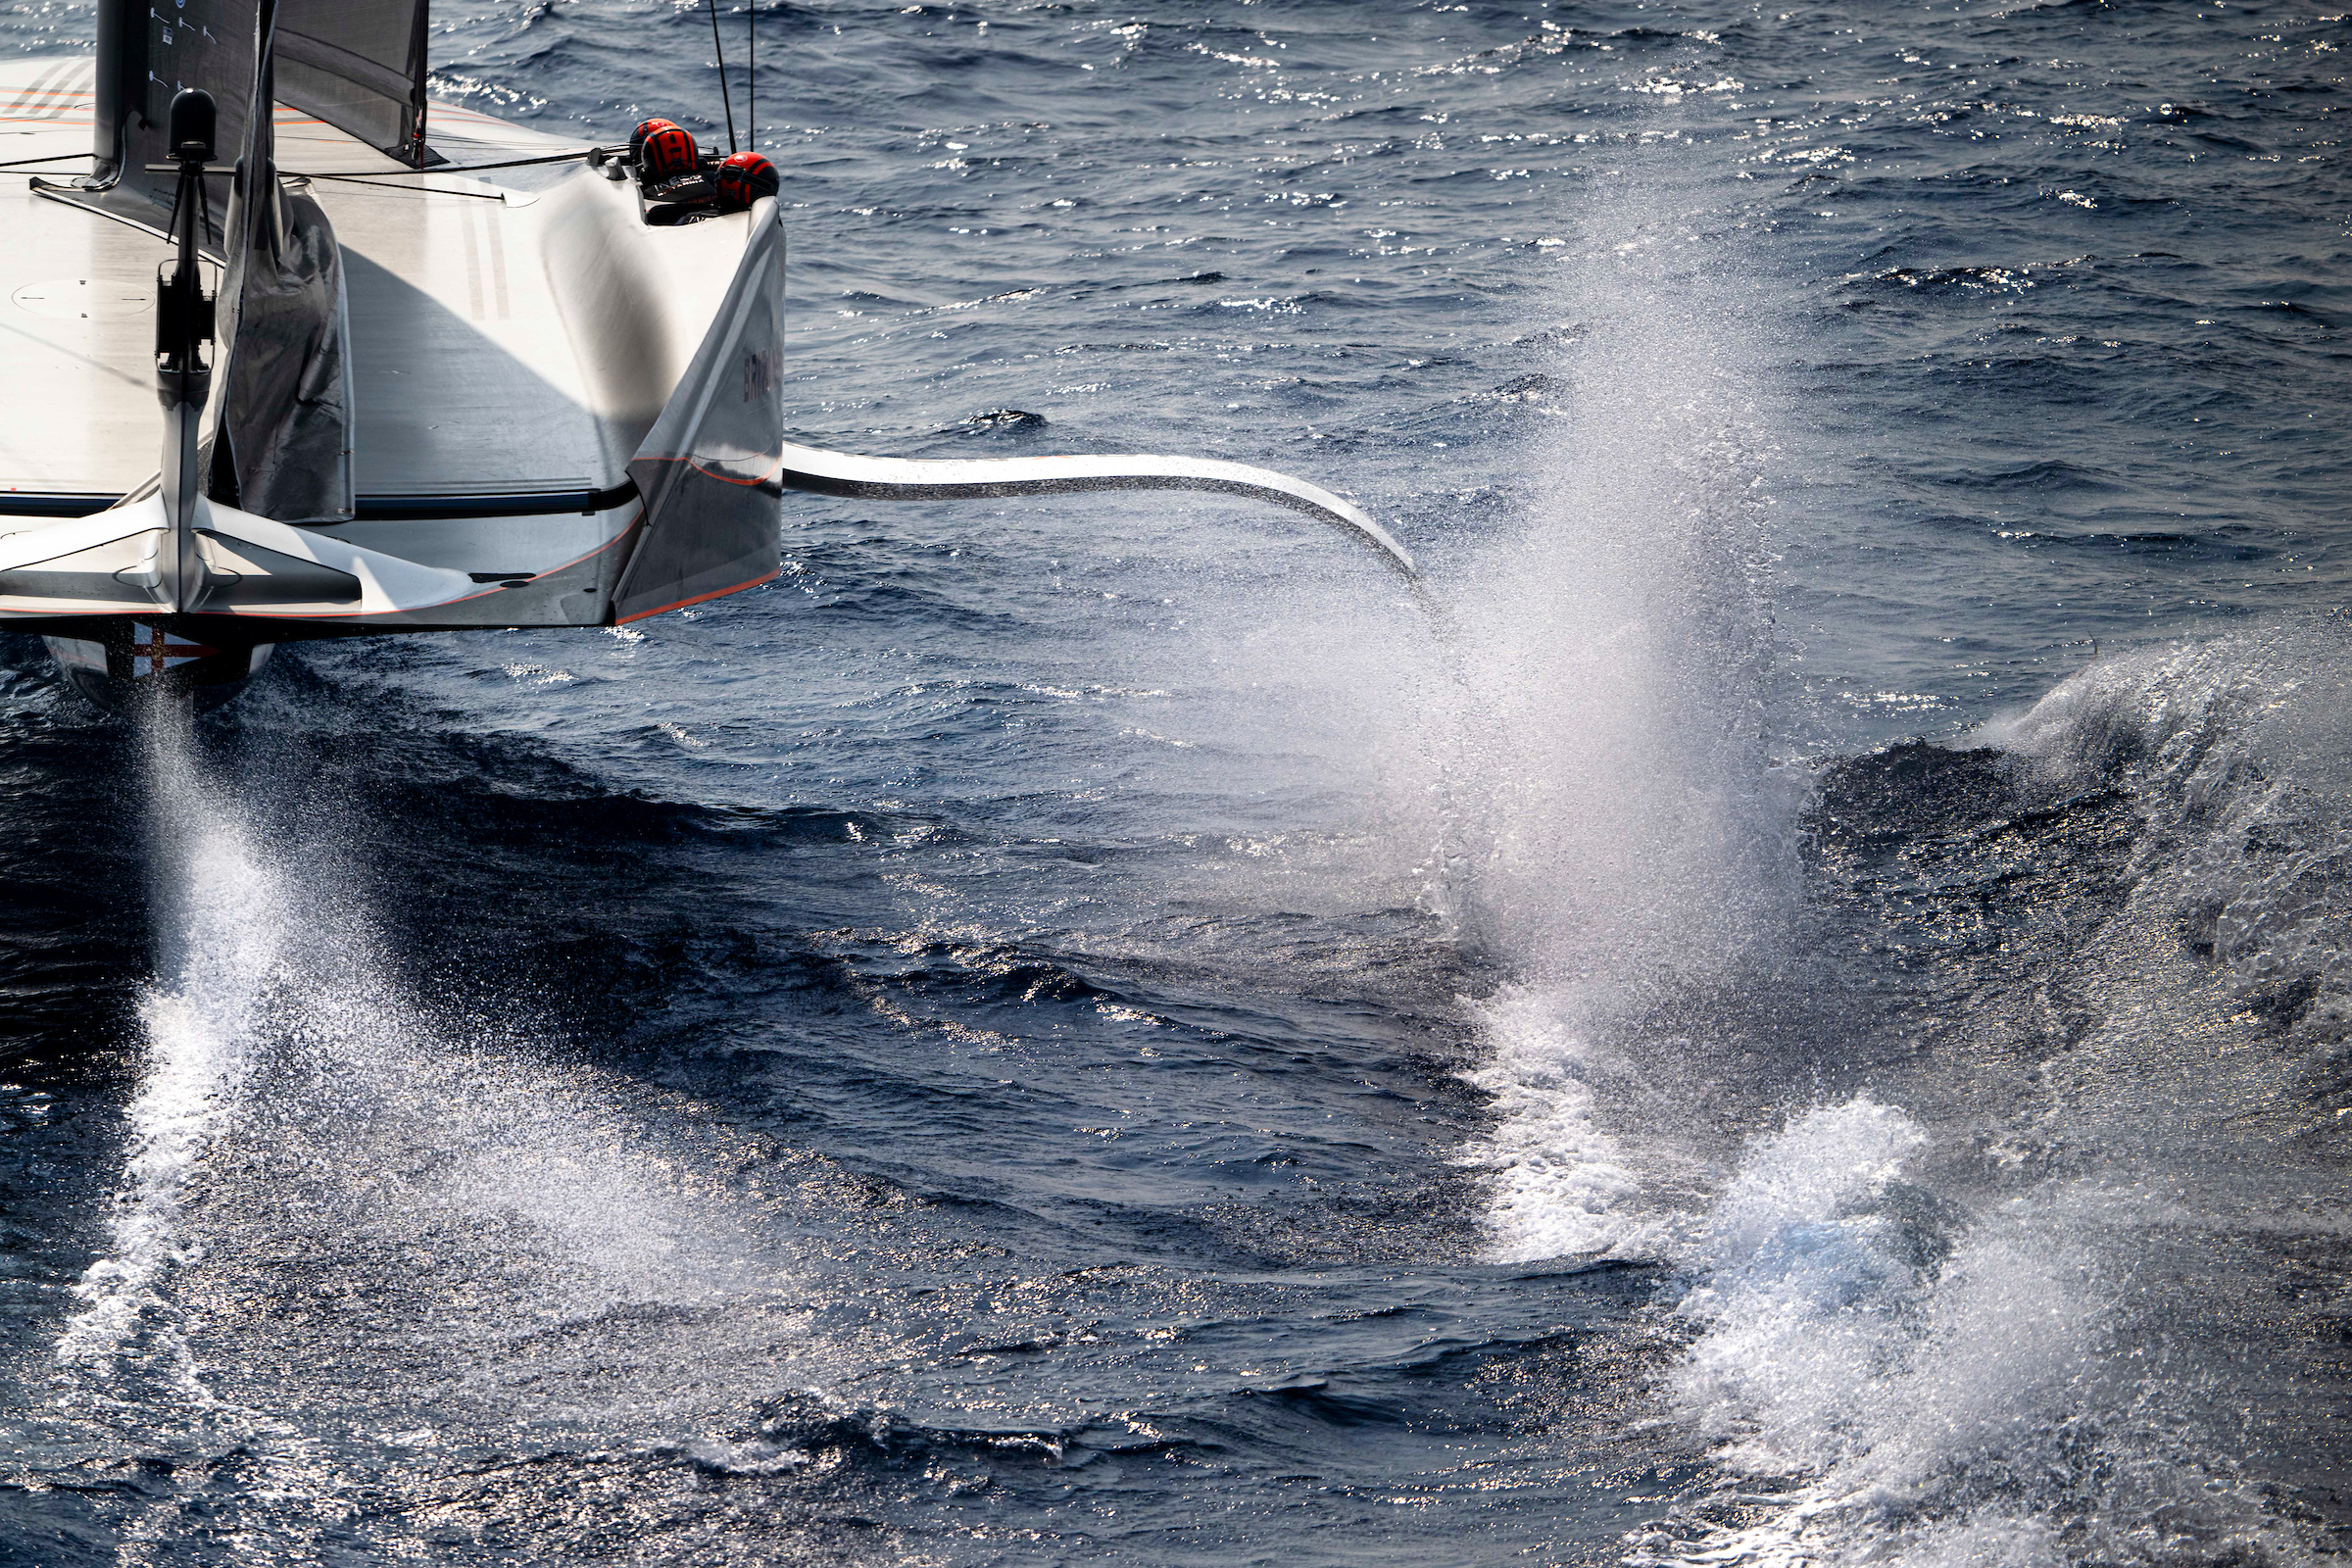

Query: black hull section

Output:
[41, 620, 274, 712]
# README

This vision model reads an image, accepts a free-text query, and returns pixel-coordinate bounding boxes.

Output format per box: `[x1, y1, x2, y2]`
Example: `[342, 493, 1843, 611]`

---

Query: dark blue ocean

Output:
[2, 1, 2348, 1562]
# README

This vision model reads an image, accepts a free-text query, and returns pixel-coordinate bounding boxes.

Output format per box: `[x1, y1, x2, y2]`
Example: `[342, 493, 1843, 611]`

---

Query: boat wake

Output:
[1510, 633, 2352, 1568]
[1439, 195, 1788, 1265]
[1645, 1090, 2321, 1568]
[53, 713, 281, 1397]
[48, 709, 826, 1498]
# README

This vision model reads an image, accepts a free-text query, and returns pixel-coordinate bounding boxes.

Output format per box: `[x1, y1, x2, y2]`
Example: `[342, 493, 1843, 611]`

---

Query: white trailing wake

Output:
[54, 717, 283, 1395]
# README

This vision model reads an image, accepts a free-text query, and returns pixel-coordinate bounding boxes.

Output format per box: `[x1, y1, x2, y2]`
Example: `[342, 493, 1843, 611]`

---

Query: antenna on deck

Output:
[748, 2, 757, 150]
[707, 0, 739, 153]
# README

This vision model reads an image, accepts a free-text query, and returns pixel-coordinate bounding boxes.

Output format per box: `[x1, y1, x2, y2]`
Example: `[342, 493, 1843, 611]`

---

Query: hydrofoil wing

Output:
[772, 442, 1414, 576]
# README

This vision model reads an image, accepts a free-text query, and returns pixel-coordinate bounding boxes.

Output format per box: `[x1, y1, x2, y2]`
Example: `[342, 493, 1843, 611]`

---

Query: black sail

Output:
[89, 0, 431, 222]
[209, 0, 354, 523]
[275, 0, 435, 164]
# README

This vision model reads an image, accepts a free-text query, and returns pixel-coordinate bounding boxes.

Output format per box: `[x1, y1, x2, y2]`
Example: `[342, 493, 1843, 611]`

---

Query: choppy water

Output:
[2, 1, 2349, 1563]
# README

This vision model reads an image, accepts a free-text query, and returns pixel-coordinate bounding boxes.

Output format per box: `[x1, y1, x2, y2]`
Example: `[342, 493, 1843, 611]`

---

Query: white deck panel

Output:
[326, 184, 613, 495]
[1, 58, 621, 503]
[0, 57, 162, 499]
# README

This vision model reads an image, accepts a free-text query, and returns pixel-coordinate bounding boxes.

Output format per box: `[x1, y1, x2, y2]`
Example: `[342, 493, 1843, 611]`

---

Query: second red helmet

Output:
[715, 151, 781, 212]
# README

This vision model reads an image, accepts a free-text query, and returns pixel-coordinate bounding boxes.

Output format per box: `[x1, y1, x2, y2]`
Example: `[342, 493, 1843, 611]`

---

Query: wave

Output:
[1634, 631, 2352, 1565]
[1646, 1097, 2317, 1568]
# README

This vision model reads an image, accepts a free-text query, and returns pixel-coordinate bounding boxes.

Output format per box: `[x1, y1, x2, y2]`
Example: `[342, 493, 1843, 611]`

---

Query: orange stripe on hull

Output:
[615, 568, 780, 624]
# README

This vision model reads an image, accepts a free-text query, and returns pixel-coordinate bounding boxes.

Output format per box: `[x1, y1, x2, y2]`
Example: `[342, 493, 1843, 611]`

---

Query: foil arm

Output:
[774, 440, 1415, 577]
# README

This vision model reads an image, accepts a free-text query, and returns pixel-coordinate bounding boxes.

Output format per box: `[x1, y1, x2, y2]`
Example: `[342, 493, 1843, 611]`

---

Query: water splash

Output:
[51, 709, 817, 1447]
[1622, 634, 2352, 1567]
[1978, 630, 2352, 1010]
[54, 710, 284, 1394]
[1447, 178, 1790, 1262]
[1643, 1098, 2310, 1568]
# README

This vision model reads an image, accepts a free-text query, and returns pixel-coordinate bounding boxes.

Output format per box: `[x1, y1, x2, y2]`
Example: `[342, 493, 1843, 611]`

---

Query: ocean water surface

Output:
[0, 0, 2347, 1563]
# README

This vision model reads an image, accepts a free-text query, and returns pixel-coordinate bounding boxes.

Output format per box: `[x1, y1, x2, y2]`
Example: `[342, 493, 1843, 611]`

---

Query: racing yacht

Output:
[0, 0, 1410, 710]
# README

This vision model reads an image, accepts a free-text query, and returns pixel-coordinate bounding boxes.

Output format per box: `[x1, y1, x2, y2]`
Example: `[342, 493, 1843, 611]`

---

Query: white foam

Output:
[1690, 1096, 1926, 1279]
[1463, 984, 1657, 1260]
[1651, 1098, 2299, 1568]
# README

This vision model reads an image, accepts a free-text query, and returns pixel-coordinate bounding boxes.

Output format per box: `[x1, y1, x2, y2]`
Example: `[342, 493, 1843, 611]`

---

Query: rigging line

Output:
[294, 172, 507, 199]
[749, 1, 756, 151]
[283, 147, 620, 177]
[0, 151, 94, 171]
[708, 0, 739, 154]
[163, 167, 187, 258]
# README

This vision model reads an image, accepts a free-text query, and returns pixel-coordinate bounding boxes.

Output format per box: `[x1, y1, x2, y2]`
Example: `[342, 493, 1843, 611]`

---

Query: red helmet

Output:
[628, 118, 679, 163]
[632, 119, 699, 182]
[715, 151, 780, 212]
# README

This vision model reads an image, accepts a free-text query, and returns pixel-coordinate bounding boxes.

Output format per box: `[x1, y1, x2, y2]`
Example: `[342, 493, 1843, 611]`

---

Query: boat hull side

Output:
[592, 194, 786, 625]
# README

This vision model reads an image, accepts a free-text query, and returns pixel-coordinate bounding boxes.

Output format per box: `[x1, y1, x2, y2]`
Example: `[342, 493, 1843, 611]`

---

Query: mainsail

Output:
[89, 0, 431, 223]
